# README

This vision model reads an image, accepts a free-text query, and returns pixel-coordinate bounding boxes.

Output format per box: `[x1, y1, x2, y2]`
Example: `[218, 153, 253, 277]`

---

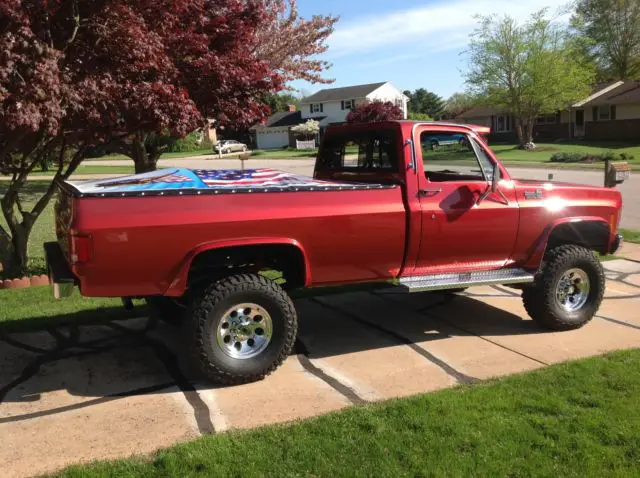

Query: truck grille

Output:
[54, 185, 72, 258]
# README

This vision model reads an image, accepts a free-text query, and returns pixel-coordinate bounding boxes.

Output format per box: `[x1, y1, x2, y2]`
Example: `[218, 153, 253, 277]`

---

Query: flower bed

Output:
[549, 152, 634, 163]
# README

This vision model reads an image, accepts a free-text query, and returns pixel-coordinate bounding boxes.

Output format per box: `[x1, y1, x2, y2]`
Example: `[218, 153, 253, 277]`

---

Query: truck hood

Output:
[64, 168, 390, 197]
[512, 178, 592, 189]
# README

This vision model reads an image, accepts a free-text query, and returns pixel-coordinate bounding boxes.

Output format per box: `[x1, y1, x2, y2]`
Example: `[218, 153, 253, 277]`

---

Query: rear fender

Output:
[523, 217, 611, 270]
[164, 238, 311, 297]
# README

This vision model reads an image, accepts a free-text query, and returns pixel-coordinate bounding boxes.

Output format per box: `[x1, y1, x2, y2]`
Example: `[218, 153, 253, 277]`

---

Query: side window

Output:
[421, 132, 492, 182]
[470, 138, 496, 178]
[317, 131, 398, 171]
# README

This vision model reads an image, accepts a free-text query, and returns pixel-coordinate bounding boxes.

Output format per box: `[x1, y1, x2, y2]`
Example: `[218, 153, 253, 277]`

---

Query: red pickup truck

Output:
[46, 121, 624, 384]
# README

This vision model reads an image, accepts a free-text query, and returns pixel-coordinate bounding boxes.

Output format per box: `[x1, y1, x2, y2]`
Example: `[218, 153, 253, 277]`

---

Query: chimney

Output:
[288, 104, 296, 112]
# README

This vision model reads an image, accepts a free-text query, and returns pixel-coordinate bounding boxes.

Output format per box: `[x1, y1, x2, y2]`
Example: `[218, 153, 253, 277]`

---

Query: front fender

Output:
[523, 216, 611, 270]
[164, 237, 311, 297]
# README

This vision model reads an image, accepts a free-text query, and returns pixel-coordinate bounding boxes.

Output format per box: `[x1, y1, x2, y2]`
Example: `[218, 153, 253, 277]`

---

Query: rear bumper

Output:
[44, 242, 76, 298]
[610, 234, 623, 255]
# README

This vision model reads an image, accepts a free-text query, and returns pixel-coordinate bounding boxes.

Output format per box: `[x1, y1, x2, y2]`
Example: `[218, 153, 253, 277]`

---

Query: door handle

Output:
[418, 188, 442, 197]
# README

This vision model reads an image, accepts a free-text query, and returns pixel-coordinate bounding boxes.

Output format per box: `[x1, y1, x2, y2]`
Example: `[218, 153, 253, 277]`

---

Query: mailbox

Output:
[604, 160, 631, 188]
[239, 152, 251, 171]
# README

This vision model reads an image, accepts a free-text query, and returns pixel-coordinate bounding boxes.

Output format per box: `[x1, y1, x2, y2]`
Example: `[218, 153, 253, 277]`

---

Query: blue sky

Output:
[293, 0, 569, 99]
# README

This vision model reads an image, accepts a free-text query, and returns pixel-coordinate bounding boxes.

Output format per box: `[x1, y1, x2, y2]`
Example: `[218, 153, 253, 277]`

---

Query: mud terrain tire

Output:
[184, 273, 297, 385]
[522, 245, 605, 331]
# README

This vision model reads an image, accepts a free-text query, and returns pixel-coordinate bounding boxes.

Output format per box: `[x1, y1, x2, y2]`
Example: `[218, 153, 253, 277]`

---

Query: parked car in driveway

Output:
[215, 140, 248, 154]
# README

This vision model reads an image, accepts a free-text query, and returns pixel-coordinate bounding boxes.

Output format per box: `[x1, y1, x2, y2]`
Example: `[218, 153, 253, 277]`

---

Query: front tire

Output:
[184, 273, 297, 385]
[522, 245, 605, 330]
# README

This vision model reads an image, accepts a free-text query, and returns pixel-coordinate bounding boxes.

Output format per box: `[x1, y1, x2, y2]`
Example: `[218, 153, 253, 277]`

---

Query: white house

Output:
[300, 81, 409, 124]
[252, 82, 409, 150]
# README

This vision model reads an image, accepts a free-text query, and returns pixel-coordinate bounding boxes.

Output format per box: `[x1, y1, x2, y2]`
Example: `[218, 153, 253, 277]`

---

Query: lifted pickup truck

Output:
[47, 121, 624, 384]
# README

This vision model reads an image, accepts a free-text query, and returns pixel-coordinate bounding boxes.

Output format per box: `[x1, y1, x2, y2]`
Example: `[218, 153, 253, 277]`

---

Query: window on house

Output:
[316, 130, 398, 172]
[535, 114, 557, 125]
[341, 99, 355, 110]
[495, 115, 511, 133]
[395, 98, 404, 108]
[311, 103, 323, 114]
[597, 105, 611, 121]
[421, 132, 495, 182]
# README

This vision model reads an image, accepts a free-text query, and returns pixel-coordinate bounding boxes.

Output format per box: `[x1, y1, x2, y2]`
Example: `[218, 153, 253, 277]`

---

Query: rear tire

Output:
[184, 273, 297, 385]
[522, 245, 604, 330]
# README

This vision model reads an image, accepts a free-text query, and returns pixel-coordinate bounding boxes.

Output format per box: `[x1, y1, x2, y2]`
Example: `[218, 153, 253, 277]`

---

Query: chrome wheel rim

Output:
[216, 303, 273, 359]
[555, 268, 590, 312]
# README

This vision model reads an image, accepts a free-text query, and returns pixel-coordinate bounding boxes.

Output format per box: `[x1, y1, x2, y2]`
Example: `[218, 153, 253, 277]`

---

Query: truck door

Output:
[413, 129, 519, 274]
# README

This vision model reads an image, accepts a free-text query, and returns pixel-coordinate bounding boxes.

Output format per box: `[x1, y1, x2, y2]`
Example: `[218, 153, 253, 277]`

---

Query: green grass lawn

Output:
[0, 286, 145, 330]
[52, 348, 640, 477]
[620, 228, 640, 244]
[28, 165, 137, 176]
[491, 141, 640, 168]
[87, 149, 214, 161]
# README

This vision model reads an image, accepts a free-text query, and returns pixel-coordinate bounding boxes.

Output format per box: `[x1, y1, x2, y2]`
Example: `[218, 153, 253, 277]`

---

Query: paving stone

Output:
[207, 357, 350, 430]
[0, 388, 198, 478]
[602, 259, 640, 274]
[296, 299, 455, 400]
[618, 242, 640, 262]
[597, 297, 640, 327]
[625, 274, 640, 287]
[430, 295, 640, 364]
[319, 292, 541, 380]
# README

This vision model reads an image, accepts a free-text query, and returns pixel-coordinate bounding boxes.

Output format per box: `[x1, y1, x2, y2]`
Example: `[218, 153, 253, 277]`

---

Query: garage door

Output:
[257, 129, 289, 149]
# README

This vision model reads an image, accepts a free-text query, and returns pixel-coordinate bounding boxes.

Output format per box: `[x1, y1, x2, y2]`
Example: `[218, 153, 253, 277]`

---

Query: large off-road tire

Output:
[146, 297, 185, 326]
[522, 245, 605, 331]
[184, 273, 297, 385]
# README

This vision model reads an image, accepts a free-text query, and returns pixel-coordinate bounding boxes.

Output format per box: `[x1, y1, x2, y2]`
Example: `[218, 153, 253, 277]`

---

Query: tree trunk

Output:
[524, 116, 534, 144]
[1, 220, 31, 278]
[10, 226, 29, 276]
[515, 117, 525, 146]
[132, 135, 160, 174]
[0, 228, 13, 276]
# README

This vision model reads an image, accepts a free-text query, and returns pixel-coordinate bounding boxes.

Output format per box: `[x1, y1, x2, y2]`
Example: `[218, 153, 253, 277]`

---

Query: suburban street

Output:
[80, 157, 640, 228]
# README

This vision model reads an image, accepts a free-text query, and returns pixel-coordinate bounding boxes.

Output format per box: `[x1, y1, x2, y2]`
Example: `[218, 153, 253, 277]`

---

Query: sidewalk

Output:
[619, 241, 640, 262]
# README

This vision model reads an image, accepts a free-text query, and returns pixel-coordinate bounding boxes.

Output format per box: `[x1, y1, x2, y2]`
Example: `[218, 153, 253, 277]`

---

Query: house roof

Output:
[253, 110, 327, 130]
[263, 111, 304, 127]
[585, 81, 640, 106]
[301, 82, 389, 103]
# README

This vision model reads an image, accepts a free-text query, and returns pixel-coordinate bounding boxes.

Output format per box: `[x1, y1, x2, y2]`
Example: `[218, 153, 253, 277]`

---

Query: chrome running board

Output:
[398, 268, 534, 293]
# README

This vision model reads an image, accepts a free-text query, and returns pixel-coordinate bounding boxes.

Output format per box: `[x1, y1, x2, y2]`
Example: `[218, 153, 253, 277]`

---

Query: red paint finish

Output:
[70, 187, 406, 297]
[58, 120, 623, 298]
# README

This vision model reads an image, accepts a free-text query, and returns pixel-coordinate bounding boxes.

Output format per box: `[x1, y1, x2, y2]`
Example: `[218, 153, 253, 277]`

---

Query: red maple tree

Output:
[0, 0, 287, 274]
[346, 101, 404, 123]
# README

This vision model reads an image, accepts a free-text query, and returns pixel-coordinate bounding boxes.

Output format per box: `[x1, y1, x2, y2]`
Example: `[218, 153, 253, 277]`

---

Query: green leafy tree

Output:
[403, 89, 445, 119]
[572, 0, 640, 80]
[443, 92, 478, 118]
[263, 92, 301, 112]
[465, 10, 595, 146]
[407, 112, 433, 121]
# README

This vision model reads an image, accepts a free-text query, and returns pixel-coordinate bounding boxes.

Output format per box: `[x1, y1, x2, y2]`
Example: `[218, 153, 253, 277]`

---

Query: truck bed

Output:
[62, 168, 391, 197]
[57, 168, 407, 297]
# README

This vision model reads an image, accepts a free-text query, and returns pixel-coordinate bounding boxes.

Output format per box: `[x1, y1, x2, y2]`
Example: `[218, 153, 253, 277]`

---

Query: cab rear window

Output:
[317, 130, 398, 172]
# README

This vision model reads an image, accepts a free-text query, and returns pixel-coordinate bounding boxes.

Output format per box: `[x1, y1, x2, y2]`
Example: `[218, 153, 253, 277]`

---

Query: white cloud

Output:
[328, 0, 570, 58]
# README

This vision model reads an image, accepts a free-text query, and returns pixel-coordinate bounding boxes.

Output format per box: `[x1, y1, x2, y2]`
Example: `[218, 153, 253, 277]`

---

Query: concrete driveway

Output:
[2, 247, 640, 477]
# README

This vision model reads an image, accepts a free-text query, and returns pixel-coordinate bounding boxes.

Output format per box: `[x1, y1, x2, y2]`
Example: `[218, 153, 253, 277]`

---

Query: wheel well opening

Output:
[187, 244, 306, 293]
[546, 221, 610, 255]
